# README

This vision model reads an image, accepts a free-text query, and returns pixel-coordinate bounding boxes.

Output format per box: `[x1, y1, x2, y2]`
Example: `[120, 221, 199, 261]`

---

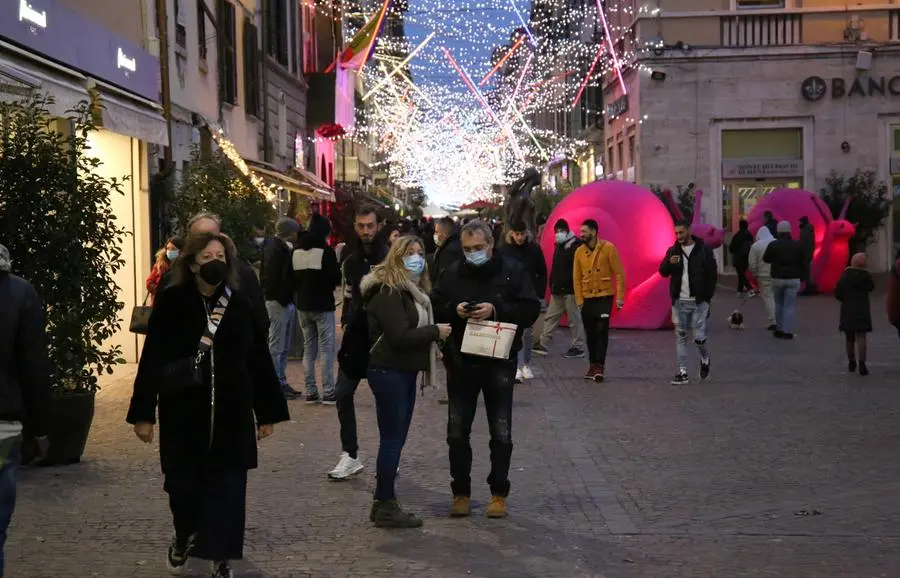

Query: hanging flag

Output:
[336, 0, 391, 71]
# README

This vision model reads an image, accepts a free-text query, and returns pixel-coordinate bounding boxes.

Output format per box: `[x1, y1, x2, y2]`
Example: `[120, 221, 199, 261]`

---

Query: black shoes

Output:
[859, 362, 869, 376]
[671, 371, 689, 386]
[848, 359, 857, 372]
[699, 359, 710, 381]
[563, 347, 585, 359]
[305, 393, 321, 404]
[371, 499, 423, 528]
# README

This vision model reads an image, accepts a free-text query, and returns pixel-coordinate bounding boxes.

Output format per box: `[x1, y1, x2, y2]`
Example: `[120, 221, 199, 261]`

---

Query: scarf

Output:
[404, 281, 438, 388]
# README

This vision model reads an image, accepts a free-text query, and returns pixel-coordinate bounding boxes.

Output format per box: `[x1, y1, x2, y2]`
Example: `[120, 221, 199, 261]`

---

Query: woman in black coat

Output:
[127, 232, 290, 578]
[835, 252, 875, 376]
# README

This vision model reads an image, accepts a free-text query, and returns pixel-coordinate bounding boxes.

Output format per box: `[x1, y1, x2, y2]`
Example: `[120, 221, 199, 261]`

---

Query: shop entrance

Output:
[722, 180, 801, 268]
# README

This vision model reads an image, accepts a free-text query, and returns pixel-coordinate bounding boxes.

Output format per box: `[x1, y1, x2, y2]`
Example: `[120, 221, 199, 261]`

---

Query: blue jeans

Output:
[772, 278, 801, 334]
[672, 300, 710, 370]
[367, 368, 418, 501]
[517, 326, 533, 367]
[265, 301, 296, 387]
[298, 310, 336, 397]
[0, 436, 22, 577]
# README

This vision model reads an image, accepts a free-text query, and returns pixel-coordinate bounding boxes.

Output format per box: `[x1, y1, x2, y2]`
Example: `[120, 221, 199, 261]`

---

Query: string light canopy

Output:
[332, 0, 642, 205]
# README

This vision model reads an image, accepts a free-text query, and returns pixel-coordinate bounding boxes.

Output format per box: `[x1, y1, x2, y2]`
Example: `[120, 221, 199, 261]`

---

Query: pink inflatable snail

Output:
[747, 189, 855, 294]
[661, 189, 726, 250]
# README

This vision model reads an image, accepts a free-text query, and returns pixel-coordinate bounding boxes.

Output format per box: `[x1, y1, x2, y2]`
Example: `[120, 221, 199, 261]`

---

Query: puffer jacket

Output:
[748, 227, 774, 278]
[293, 213, 341, 312]
[0, 271, 51, 435]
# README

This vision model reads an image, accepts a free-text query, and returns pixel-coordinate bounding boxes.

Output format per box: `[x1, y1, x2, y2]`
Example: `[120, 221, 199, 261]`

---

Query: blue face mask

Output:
[465, 249, 489, 267]
[166, 249, 180, 261]
[554, 232, 569, 244]
[403, 254, 425, 277]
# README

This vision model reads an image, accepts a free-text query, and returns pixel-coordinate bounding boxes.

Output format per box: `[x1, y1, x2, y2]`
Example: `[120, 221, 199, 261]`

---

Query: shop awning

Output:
[247, 161, 335, 202]
[291, 168, 336, 202]
[90, 79, 169, 146]
[0, 53, 89, 117]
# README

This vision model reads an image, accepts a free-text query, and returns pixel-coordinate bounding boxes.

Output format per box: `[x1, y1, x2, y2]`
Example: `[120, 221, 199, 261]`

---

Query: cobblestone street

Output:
[7, 288, 900, 577]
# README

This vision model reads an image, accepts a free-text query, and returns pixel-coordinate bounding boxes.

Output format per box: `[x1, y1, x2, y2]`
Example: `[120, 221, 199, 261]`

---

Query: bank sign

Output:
[801, 75, 900, 101]
[0, 0, 159, 102]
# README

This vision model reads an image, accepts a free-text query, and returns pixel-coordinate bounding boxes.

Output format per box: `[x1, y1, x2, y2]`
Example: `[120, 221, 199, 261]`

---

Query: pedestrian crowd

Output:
[1, 207, 899, 577]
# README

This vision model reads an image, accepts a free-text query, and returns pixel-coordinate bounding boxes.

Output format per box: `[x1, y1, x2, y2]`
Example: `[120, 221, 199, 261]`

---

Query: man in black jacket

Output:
[431, 217, 464, 284]
[432, 220, 541, 519]
[763, 220, 805, 339]
[658, 220, 718, 386]
[264, 217, 301, 399]
[535, 218, 585, 359]
[500, 221, 547, 382]
[0, 244, 51, 568]
[293, 213, 341, 404]
[798, 216, 816, 295]
[328, 206, 388, 480]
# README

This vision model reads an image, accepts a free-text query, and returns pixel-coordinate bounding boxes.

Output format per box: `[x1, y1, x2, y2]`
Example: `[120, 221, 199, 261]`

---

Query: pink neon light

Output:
[510, 52, 533, 103]
[595, 0, 627, 95]
[571, 41, 604, 109]
[480, 35, 526, 86]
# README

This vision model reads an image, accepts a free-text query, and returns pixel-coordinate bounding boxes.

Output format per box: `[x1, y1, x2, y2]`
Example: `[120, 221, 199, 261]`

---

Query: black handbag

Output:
[156, 288, 232, 392]
[129, 294, 152, 334]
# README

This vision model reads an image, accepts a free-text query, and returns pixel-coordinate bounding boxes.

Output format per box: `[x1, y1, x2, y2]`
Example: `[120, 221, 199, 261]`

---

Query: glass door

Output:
[722, 181, 801, 269]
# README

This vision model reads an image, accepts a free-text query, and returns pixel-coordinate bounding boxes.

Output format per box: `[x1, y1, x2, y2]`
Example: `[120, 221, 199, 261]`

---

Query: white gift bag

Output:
[460, 320, 519, 359]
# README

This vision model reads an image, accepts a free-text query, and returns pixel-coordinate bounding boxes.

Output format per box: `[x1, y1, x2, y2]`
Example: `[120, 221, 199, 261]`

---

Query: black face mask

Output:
[198, 259, 228, 285]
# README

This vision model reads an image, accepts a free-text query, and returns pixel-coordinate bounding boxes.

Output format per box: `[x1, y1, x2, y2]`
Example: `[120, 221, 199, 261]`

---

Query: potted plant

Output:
[819, 170, 891, 256]
[0, 95, 128, 465]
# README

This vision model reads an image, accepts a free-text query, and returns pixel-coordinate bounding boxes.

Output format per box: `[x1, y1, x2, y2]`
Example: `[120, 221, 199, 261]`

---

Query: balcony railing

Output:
[721, 13, 802, 46]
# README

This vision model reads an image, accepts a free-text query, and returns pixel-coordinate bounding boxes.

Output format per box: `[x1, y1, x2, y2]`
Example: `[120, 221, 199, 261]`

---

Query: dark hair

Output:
[170, 232, 240, 289]
[536, 214, 547, 226]
[554, 218, 569, 232]
[510, 221, 527, 233]
[738, 218, 749, 230]
[436, 216, 455, 231]
[582, 219, 599, 232]
[167, 235, 184, 249]
[674, 219, 692, 229]
[355, 205, 378, 220]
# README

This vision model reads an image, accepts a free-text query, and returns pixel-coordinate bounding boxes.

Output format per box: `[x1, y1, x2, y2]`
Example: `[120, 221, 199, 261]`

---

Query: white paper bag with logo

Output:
[460, 320, 519, 359]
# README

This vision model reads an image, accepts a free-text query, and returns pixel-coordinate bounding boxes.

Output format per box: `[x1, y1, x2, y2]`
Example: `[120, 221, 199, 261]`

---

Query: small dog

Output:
[728, 310, 744, 329]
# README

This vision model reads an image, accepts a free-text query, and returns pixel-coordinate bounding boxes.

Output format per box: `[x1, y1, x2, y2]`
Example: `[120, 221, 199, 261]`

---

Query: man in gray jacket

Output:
[0, 244, 51, 573]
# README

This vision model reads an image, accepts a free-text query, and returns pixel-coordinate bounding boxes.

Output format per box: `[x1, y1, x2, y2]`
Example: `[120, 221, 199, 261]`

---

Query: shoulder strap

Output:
[198, 287, 232, 354]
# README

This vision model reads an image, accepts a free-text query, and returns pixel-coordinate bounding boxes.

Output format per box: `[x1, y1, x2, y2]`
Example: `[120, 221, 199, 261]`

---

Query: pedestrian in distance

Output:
[573, 219, 625, 382]
[658, 219, 718, 386]
[127, 232, 290, 578]
[835, 252, 875, 376]
[430, 216, 464, 284]
[293, 213, 342, 404]
[728, 219, 754, 297]
[363, 235, 451, 528]
[0, 244, 51, 577]
[763, 221, 805, 339]
[432, 219, 540, 519]
[534, 218, 586, 359]
[263, 217, 301, 399]
[328, 206, 388, 481]
[887, 249, 900, 342]
[500, 221, 547, 382]
[748, 227, 777, 331]
[147, 236, 183, 305]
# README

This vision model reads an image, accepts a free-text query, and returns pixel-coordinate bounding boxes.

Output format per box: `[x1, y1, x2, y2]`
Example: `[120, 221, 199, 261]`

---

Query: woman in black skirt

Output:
[127, 232, 290, 578]
[835, 252, 875, 376]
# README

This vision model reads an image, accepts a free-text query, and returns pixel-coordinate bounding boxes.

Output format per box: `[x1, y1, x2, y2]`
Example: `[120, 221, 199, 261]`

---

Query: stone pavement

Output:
[7, 286, 900, 577]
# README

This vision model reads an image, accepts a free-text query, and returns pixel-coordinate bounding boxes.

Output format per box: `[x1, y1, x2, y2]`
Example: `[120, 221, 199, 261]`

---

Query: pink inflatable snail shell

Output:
[747, 189, 855, 294]
[661, 189, 726, 250]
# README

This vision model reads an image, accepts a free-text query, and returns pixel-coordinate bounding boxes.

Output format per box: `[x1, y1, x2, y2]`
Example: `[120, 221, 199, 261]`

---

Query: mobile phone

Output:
[464, 302, 478, 312]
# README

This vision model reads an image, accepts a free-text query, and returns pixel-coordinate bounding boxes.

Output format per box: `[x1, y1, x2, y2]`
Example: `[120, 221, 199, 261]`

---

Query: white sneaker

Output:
[515, 368, 524, 383]
[521, 365, 534, 380]
[327, 452, 364, 480]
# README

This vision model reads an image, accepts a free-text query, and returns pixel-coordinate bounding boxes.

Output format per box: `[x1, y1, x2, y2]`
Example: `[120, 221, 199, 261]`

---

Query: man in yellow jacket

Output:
[573, 219, 625, 382]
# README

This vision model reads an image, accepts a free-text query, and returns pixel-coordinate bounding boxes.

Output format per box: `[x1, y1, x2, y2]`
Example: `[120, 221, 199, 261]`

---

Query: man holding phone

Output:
[658, 219, 718, 385]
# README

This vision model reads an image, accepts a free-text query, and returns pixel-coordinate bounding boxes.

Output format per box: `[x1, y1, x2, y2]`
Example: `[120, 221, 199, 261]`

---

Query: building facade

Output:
[0, 0, 167, 361]
[603, 0, 900, 271]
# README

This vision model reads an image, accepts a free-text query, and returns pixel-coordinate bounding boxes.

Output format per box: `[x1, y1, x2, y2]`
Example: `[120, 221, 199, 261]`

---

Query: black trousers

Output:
[446, 358, 516, 498]
[335, 370, 361, 455]
[735, 263, 751, 292]
[164, 467, 248, 561]
[581, 296, 613, 365]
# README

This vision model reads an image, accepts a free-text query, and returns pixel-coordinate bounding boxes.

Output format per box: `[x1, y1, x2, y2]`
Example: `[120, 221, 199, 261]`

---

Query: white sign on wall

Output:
[722, 158, 803, 180]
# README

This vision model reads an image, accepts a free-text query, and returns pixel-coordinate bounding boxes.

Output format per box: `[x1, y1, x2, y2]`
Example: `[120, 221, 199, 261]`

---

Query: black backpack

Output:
[337, 290, 375, 380]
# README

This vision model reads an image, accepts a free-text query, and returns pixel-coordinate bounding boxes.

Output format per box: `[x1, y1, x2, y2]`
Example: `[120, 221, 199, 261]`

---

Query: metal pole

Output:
[261, 0, 271, 163]
[156, 0, 174, 170]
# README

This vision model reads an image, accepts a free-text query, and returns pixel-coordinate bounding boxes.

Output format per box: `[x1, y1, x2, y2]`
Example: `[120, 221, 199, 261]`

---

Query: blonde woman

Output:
[360, 235, 451, 528]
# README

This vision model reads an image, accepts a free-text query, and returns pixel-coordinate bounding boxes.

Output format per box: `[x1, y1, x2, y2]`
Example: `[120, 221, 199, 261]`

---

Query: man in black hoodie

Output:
[293, 213, 341, 404]
[328, 206, 388, 480]
[659, 220, 718, 386]
[500, 221, 547, 382]
[264, 217, 301, 399]
[535, 218, 585, 359]
[0, 244, 51, 567]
